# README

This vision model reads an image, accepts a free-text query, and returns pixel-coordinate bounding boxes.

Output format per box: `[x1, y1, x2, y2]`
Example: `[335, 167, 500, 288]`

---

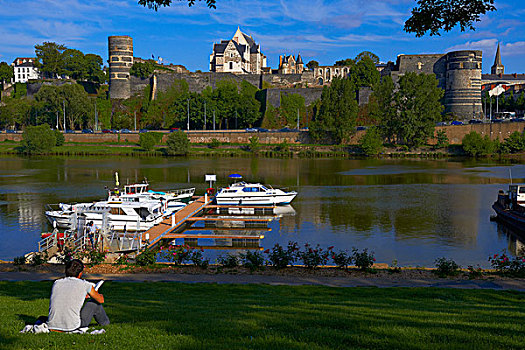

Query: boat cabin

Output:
[508, 185, 525, 206]
[124, 183, 149, 195]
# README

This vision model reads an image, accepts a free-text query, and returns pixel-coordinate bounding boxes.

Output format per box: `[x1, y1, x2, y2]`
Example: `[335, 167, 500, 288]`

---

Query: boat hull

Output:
[216, 193, 297, 206]
[492, 202, 525, 232]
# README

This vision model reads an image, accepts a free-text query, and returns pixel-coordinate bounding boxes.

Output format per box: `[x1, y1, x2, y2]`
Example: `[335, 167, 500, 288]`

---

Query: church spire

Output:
[491, 42, 504, 75]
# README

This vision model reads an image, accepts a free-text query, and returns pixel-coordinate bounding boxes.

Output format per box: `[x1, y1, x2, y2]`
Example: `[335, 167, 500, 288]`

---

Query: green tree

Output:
[0, 97, 33, 129]
[359, 127, 383, 156]
[516, 92, 525, 112]
[35, 42, 67, 79]
[355, 51, 380, 64]
[389, 73, 444, 148]
[63, 48, 86, 80]
[352, 56, 380, 88]
[371, 76, 395, 140]
[405, 0, 496, 37]
[130, 61, 155, 79]
[139, 132, 157, 151]
[334, 58, 355, 67]
[500, 131, 525, 154]
[0, 62, 14, 87]
[435, 130, 449, 149]
[310, 77, 358, 144]
[54, 130, 65, 146]
[84, 54, 106, 83]
[280, 93, 306, 127]
[21, 124, 56, 154]
[462, 131, 497, 157]
[306, 60, 319, 71]
[166, 130, 189, 155]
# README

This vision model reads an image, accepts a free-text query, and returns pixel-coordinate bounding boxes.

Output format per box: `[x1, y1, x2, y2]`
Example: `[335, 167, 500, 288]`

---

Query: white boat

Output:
[45, 198, 165, 231]
[215, 182, 297, 206]
[108, 182, 195, 205]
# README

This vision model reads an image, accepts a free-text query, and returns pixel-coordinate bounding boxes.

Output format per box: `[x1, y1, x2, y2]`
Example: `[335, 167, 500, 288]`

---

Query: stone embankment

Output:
[1, 122, 524, 145]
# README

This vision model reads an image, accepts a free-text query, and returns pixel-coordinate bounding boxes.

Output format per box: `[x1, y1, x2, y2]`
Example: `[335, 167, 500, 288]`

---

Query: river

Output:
[0, 155, 523, 267]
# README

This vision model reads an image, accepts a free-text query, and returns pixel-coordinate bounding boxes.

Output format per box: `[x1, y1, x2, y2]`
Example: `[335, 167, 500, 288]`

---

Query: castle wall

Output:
[265, 88, 323, 108]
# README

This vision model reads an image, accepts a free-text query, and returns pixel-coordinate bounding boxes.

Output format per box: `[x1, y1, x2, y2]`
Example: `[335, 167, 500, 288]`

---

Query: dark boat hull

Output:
[492, 202, 525, 233]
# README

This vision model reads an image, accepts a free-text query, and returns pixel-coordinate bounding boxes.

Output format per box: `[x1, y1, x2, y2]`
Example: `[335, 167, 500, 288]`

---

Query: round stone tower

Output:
[108, 36, 133, 99]
[444, 50, 482, 119]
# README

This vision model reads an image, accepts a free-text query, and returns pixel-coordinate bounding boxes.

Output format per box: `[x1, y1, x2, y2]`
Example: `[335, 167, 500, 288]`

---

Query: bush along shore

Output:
[7, 242, 525, 280]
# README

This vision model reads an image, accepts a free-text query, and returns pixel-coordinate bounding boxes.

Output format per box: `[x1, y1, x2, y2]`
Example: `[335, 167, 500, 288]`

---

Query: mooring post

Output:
[172, 214, 175, 227]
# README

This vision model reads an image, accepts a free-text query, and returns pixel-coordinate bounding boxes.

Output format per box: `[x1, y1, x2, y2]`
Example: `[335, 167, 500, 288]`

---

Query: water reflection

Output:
[496, 222, 525, 256]
[1, 155, 524, 266]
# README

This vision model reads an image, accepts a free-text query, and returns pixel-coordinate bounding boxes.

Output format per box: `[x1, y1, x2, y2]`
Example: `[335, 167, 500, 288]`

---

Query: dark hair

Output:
[65, 259, 84, 277]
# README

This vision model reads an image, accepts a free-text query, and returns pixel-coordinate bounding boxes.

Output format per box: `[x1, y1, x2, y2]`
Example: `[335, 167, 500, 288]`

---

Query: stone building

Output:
[209, 27, 267, 74]
[491, 43, 504, 75]
[11, 57, 39, 83]
[278, 54, 304, 74]
[313, 66, 350, 85]
[381, 51, 483, 118]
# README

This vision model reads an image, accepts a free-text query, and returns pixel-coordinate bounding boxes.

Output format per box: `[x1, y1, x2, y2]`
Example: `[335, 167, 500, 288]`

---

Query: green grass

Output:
[1, 282, 524, 349]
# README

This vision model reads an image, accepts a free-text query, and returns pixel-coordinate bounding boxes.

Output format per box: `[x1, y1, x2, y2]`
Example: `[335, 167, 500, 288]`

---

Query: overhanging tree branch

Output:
[404, 0, 496, 37]
[138, 0, 216, 11]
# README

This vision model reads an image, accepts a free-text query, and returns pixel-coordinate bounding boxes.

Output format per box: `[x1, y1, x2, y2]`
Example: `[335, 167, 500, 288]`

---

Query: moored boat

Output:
[492, 184, 525, 232]
[215, 181, 297, 206]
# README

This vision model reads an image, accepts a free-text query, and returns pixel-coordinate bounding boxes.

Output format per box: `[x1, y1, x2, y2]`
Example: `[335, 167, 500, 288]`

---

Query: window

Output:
[229, 62, 233, 70]
[519, 187, 525, 194]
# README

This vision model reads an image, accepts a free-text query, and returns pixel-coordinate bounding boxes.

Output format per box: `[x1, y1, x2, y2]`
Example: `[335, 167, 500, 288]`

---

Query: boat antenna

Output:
[509, 168, 513, 184]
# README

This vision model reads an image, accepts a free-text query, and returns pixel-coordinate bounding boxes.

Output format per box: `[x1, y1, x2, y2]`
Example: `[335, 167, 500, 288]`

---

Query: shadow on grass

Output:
[2, 282, 525, 349]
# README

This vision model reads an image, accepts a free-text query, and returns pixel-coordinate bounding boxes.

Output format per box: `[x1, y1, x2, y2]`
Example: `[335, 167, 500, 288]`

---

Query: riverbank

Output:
[1, 281, 524, 349]
[0, 139, 479, 158]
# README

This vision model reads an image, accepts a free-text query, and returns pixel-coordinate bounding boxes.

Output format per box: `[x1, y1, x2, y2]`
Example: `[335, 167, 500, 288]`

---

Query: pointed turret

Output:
[491, 42, 505, 75]
[296, 53, 303, 64]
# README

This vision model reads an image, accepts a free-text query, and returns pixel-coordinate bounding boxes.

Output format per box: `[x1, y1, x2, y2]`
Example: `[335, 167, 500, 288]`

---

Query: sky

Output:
[1, 0, 524, 74]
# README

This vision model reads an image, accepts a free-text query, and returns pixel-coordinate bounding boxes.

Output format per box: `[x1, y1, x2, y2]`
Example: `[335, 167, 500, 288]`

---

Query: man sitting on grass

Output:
[47, 259, 109, 332]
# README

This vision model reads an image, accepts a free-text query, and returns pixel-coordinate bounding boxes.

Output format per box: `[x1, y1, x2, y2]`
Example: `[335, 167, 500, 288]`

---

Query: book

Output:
[94, 280, 104, 291]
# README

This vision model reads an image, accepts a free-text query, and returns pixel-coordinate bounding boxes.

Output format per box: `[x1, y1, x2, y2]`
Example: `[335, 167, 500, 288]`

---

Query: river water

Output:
[0, 155, 524, 267]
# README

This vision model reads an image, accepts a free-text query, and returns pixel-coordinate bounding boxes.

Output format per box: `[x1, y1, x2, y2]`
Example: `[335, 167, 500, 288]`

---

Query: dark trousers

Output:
[80, 300, 110, 328]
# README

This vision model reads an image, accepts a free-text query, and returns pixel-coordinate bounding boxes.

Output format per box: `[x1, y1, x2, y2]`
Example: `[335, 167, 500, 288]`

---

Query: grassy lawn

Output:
[1, 282, 524, 349]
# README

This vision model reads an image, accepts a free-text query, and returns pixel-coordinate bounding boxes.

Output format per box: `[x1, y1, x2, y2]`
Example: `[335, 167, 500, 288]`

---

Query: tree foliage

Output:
[35, 42, 105, 82]
[309, 77, 358, 144]
[166, 130, 190, 155]
[359, 127, 383, 156]
[280, 93, 306, 127]
[306, 60, 319, 71]
[462, 131, 497, 157]
[130, 61, 156, 78]
[404, 0, 496, 37]
[356, 51, 380, 64]
[376, 73, 443, 148]
[139, 132, 157, 151]
[0, 62, 14, 86]
[21, 125, 56, 154]
[139, 0, 216, 10]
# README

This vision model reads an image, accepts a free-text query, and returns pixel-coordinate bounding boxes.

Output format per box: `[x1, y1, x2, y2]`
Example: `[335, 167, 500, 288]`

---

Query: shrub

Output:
[240, 250, 265, 271]
[31, 251, 48, 266]
[500, 131, 525, 154]
[161, 244, 192, 265]
[54, 130, 65, 146]
[332, 250, 352, 270]
[56, 246, 74, 264]
[218, 253, 240, 268]
[115, 253, 132, 266]
[135, 248, 158, 266]
[13, 256, 26, 265]
[248, 136, 260, 153]
[359, 127, 383, 156]
[434, 257, 460, 277]
[435, 130, 449, 149]
[139, 132, 157, 151]
[462, 131, 497, 157]
[209, 138, 221, 149]
[166, 131, 189, 156]
[21, 125, 56, 154]
[467, 265, 483, 279]
[488, 252, 525, 277]
[298, 244, 332, 269]
[352, 248, 376, 271]
[265, 242, 299, 269]
[274, 140, 290, 153]
[79, 249, 106, 267]
[189, 249, 209, 269]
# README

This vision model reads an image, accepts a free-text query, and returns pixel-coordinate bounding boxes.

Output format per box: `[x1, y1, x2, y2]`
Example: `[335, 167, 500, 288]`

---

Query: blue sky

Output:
[1, 0, 524, 73]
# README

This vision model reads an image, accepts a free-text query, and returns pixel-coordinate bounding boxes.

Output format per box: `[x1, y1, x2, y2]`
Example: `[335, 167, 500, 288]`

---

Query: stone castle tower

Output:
[108, 36, 133, 99]
[278, 54, 304, 74]
[491, 43, 504, 75]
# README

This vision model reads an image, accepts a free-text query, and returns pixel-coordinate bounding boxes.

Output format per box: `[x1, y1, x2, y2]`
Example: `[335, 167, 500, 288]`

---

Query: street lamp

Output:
[187, 98, 190, 131]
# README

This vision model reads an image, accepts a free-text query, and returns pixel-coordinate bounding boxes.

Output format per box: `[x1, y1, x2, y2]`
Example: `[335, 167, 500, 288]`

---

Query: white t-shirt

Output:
[47, 277, 94, 331]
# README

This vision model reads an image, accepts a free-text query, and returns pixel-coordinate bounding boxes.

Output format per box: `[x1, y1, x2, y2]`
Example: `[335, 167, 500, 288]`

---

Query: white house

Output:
[12, 57, 39, 83]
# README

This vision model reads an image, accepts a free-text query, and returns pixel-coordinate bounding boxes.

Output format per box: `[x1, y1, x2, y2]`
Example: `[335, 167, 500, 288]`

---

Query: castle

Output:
[108, 32, 521, 120]
[209, 27, 267, 74]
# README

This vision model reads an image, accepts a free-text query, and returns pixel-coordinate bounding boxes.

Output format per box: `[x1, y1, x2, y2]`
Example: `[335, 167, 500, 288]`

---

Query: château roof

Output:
[493, 43, 502, 67]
